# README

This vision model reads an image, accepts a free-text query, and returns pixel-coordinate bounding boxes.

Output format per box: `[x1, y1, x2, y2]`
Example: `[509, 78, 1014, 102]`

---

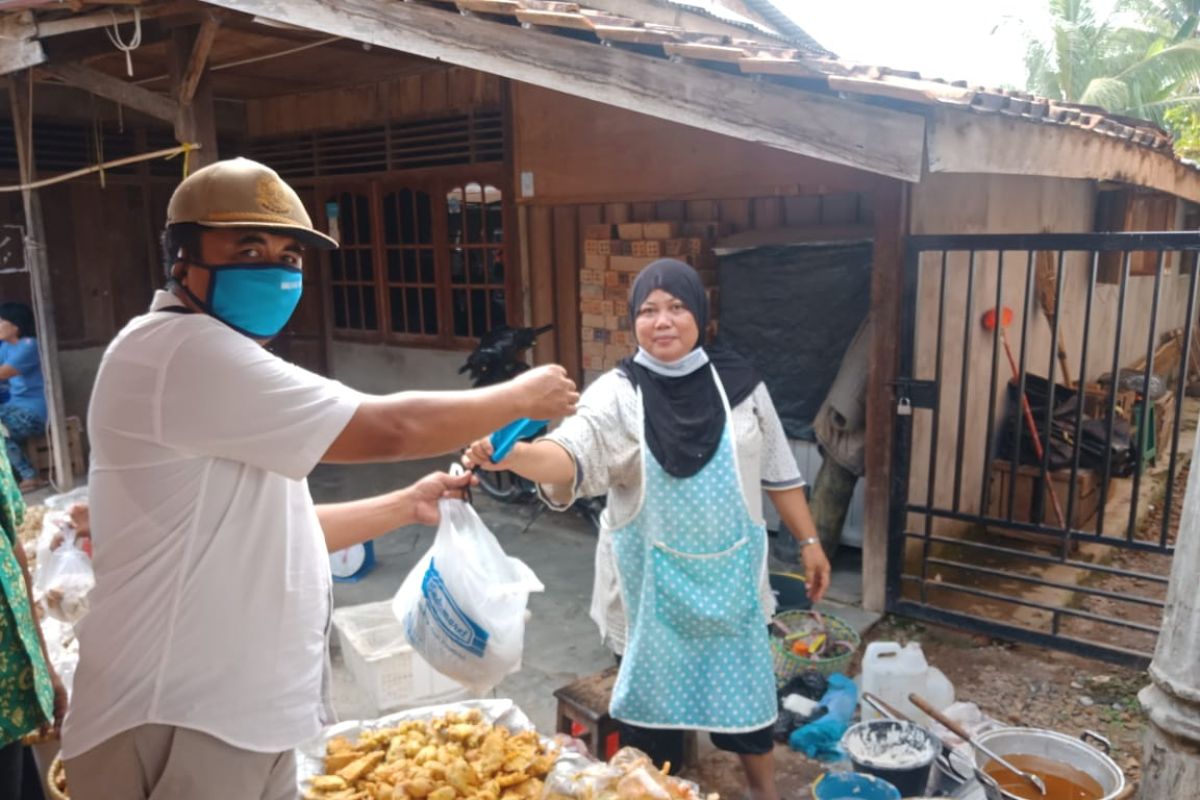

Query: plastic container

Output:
[842, 719, 940, 796]
[811, 772, 901, 800]
[859, 642, 954, 727]
[332, 600, 466, 713]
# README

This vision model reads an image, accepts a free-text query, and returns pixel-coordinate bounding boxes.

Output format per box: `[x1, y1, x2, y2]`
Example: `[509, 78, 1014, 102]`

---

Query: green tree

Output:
[1021, 0, 1200, 126]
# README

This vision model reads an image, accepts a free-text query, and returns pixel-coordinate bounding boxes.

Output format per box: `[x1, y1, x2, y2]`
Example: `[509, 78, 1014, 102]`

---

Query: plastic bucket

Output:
[841, 719, 939, 797]
[811, 772, 901, 800]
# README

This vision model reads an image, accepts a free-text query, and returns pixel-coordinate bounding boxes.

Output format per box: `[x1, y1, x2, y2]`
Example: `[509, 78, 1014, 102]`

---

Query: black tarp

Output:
[716, 242, 872, 440]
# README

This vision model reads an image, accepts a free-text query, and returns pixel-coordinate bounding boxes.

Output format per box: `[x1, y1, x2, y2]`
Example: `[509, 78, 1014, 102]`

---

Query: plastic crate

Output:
[332, 601, 466, 713]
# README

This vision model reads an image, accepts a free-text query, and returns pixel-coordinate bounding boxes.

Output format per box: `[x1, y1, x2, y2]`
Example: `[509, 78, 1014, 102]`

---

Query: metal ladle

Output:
[909, 693, 1047, 797]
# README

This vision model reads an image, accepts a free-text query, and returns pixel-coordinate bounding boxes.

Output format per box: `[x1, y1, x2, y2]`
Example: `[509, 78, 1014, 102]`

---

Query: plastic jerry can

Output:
[859, 641, 955, 727]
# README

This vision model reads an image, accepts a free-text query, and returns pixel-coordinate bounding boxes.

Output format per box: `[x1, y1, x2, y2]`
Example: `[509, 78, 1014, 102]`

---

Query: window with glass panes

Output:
[327, 191, 379, 333]
[382, 188, 439, 339]
[323, 172, 513, 346]
[448, 182, 507, 339]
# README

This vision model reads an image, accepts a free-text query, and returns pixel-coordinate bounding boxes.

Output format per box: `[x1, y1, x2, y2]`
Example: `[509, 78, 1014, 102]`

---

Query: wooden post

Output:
[169, 22, 219, 169]
[1139, 427, 1200, 797]
[861, 177, 908, 613]
[8, 71, 74, 490]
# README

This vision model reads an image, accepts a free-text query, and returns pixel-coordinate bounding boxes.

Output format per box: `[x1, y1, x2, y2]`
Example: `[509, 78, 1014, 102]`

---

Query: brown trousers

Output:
[65, 724, 297, 800]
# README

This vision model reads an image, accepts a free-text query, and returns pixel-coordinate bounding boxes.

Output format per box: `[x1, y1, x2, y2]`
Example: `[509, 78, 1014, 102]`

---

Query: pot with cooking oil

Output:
[971, 728, 1126, 800]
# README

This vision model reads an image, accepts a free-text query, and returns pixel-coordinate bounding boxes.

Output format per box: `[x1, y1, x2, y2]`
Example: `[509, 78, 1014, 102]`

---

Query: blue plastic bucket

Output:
[811, 772, 902, 800]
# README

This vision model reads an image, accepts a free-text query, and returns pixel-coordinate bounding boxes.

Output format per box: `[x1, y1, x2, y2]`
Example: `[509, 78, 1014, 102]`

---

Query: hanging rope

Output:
[106, 7, 142, 78]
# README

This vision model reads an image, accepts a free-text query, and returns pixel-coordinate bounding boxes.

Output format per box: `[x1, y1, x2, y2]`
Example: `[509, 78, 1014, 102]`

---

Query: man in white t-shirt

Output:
[61, 158, 578, 800]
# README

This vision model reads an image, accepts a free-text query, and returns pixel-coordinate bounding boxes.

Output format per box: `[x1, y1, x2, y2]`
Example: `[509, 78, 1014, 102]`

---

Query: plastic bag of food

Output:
[39, 525, 94, 624]
[392, 496, 543, 695]
[542, 748, 709, 800]
[33, 509, 74, 594]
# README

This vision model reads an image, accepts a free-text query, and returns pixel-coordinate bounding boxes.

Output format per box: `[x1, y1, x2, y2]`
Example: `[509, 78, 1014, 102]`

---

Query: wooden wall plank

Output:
[421, 69, 449, 116]
[752, 197, 782, 229]
[784, 195, 821, 226]
[480, 73, 502, 107]
[604, 203, 631, 224]
[71, 185, 111, 344]
[553, 205, 581, 382]
[686, 200, 716, 221]
[392, 74, 423, 118]
[511, 85, 882, 205]
[631, 202, 656, 222]
[822, 193, 860, 225]
[247, 66, 504, 136]
[655, 200, 686, 221]
[448, 67, 476, 112]
[863, 178, 906, 614]
[529, 205, 557, 365]
[719, 198, 751, 232]
[44, 184, 85, 344]
[106, 185, 149, 333]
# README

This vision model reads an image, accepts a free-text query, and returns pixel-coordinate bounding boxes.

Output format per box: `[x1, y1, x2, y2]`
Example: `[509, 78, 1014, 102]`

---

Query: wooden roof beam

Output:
[178, 12, 221, 104]
[34, 1, 202, 38]
[197, 0, 925, 181]
[41, 61, 179, 122]
[927, 107, 1200, 204]
[0, 37, 46, 76]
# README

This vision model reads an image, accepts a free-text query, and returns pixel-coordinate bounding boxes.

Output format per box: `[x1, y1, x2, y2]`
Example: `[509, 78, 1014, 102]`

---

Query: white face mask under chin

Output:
[633, 347, 710, 377]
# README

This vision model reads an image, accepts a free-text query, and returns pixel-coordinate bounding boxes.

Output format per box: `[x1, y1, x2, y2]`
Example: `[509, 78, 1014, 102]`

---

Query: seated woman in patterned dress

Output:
[465, 259, 831, 800]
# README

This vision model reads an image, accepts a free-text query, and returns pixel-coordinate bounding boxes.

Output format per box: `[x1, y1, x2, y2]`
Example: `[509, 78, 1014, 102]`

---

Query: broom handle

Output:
[1057, 340, 1072, 387]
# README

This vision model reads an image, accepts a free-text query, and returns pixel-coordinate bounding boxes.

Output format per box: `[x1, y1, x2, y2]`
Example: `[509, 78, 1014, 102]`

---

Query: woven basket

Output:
[48, 755, 69, 800]
[770, 609, 861, 683]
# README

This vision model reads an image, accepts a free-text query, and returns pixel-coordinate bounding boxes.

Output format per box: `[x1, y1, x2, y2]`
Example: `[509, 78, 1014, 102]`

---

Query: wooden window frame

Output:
[1096, 188, 1179, 283]
[379, 178, 444, 345]
[443, 177, 511, 347]
[315, 163, 518, 349]
[323, 181, 386, 343]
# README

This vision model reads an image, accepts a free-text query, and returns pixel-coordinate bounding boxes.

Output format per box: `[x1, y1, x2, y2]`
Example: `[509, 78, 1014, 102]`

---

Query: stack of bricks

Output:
[579, 220, 720, 385]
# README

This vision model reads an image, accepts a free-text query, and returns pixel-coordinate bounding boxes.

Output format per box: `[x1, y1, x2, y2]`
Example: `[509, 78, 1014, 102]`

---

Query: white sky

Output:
[774, 0, 1123, 90]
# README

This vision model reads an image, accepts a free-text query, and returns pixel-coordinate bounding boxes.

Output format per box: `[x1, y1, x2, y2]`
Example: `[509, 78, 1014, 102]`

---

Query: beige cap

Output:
[166, 157, 338, 250]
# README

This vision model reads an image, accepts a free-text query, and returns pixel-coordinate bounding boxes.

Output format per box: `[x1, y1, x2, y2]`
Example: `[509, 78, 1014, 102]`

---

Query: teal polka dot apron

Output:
[609, 367, 778, 733]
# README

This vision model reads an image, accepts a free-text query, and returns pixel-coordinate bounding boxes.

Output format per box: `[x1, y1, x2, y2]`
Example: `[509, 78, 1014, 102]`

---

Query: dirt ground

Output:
[680, 616, 1149, 799]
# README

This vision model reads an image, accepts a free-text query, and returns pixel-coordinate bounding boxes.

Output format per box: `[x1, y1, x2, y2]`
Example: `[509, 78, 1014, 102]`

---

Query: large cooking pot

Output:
[971, 728, 1126, 800]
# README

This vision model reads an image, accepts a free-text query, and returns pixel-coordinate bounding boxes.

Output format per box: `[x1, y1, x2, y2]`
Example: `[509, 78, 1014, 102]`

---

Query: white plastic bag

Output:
[33, 510, 74, 596]
[392, 497, 543, 695]
[38, 526, 94, 625]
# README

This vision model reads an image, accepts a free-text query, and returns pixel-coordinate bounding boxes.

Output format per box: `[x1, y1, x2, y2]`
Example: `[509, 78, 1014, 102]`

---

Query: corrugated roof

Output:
[658, 0, 829, 52]
[433, 0, 1176, 155]
[738, 0, 829, 53]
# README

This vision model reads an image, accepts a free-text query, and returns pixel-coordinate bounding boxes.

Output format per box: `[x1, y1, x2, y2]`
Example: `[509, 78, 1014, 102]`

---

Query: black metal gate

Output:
[888, 232, 1200, 667]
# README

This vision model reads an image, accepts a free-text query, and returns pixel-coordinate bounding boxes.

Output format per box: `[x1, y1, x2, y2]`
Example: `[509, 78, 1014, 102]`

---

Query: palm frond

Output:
[1081, 75, 1132, 109]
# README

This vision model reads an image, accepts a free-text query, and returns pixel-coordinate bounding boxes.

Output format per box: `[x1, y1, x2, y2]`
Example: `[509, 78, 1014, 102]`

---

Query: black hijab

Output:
[617, 259, 760, 478]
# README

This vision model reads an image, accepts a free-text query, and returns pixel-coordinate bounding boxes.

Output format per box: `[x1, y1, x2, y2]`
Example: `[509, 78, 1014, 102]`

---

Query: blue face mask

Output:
[179, 261, 304, 339]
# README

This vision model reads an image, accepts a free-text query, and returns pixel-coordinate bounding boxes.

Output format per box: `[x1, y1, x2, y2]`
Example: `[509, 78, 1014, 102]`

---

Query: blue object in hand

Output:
[789, 672, 858, 760]
[489, 418, 548, 462]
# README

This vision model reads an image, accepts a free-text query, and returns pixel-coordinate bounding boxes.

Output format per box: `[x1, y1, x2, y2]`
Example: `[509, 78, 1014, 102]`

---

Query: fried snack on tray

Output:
[304, 709, 558, 800]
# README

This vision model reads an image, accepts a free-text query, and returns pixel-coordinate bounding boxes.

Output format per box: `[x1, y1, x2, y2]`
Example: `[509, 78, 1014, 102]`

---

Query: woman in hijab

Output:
[463, 259, 830, 800]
